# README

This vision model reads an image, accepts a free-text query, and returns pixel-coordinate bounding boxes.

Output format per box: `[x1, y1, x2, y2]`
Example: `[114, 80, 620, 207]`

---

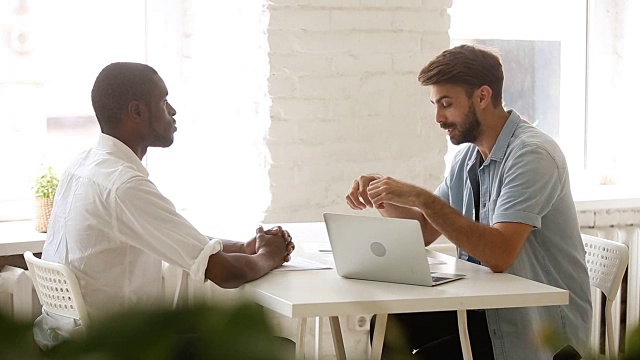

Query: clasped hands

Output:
[253, 225, 295, 268]
[345, 174, 426, 210]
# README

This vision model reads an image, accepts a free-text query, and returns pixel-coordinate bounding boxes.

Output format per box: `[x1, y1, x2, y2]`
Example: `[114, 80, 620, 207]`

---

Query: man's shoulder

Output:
[508, 122, 566, 165]
[511, 121, 560, 149]
[67, 149, 147, 190]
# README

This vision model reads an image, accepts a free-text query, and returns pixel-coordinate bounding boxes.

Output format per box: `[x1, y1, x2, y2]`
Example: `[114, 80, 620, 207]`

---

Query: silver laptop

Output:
[323, 212, 465, 286]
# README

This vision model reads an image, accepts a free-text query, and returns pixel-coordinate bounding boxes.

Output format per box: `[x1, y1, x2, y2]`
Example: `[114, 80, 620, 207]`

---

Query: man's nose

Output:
[434, 108, 445, 124]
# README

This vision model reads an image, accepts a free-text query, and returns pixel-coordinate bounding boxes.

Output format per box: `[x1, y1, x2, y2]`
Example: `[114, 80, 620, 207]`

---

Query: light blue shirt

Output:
[435, 110, 592, 359]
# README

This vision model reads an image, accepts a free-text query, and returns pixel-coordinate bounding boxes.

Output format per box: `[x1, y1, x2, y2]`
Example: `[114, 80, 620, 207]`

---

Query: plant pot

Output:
[35, 197, 54, 233]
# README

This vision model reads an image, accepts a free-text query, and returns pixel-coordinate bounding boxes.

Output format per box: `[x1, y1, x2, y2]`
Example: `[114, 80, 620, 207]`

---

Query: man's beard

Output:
[443, 103, 481, 145]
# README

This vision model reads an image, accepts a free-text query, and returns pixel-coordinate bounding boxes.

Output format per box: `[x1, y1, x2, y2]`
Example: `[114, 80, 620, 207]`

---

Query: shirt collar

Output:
[466, 109, 521, 169]
[489, 109, 520, 162]
[95, 134, 149, 177]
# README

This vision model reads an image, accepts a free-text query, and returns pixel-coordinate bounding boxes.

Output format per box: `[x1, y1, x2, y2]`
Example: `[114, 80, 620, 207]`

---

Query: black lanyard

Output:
[466, 156, 483, 265]
[469, 157, 481, 223]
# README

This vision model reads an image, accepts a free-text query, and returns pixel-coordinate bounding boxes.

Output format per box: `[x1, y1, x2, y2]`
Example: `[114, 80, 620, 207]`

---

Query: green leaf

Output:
[34, 167, 59, 200]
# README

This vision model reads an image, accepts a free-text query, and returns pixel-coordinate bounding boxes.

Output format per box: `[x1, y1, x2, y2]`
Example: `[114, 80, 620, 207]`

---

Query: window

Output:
[146, 0, 272, 234]
[585, 0, 640, 186]
[448, 0, 639, 189]
[0, 0, 271, 232]
[0, 0, 146, 220]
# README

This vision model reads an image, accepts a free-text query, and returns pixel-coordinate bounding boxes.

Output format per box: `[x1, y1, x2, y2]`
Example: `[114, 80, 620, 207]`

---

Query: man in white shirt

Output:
[33, 62, 294, 349]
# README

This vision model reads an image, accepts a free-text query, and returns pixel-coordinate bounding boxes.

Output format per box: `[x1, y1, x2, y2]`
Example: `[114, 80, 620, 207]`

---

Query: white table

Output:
[243, 222, 570, 360]
[0, 221, 570, 359]
[0, 221, 46, 256]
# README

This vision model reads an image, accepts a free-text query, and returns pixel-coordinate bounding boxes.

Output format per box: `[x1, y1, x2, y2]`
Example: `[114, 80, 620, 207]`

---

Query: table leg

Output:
[297, 317, 307, 360]
[457, 310, 473, 360]
[328, 316, 347, 360]
[314, 317, 322, 359]
[370, 313, 387, 360]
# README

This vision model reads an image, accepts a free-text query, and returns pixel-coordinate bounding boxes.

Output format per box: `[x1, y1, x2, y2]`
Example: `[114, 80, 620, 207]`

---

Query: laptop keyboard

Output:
[431, 276, 449, 283]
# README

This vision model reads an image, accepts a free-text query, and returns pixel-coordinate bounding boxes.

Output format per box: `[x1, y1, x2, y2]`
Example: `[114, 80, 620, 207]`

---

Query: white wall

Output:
[265, 0, 452, 223]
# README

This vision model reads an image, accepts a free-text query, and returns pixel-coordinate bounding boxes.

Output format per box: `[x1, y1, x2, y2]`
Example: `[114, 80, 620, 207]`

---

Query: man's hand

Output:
[204, 227, 296, 288]
[244, 226, 294, 256]
[255, 226, 295, 269]
[346, 174, 384, 210]
[367, 176, 428, 209]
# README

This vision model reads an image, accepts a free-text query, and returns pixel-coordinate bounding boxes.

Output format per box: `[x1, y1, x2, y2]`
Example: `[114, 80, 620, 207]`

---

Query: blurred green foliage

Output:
[624, 325, 640, 360]
[541, 322, 640, 360]
[0, 302, 293, 360]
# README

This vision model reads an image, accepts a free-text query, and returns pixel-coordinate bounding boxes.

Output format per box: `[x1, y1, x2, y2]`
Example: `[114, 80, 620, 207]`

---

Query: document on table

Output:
[428, 257, 446, 265]
[273, 257, 333, 271]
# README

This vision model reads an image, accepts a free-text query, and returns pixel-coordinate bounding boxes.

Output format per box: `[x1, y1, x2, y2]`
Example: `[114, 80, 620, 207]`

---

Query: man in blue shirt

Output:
[346, 45, 591, 360]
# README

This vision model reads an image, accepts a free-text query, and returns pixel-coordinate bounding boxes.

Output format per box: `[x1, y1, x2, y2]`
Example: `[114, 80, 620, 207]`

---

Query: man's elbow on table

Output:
[485, 222, 532, 273]
[487, 262, 510, 273]
[482, 247, 520, 273]
[204, 260, 246, 289]
[206, 272, 247, 289]
[201, 254, 248, 289]
[203, 252, 275, 289]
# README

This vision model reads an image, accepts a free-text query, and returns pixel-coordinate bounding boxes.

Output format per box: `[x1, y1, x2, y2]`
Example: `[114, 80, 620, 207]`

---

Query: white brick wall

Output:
[578, 208, 640, 228]
[265, 0, 452, 223]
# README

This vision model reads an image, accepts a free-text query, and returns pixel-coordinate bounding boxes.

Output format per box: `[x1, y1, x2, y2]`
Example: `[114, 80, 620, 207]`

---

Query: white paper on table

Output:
[273, 257, 333, 271]
[302, 243, 331, 253]
[428, 257, 446, 265]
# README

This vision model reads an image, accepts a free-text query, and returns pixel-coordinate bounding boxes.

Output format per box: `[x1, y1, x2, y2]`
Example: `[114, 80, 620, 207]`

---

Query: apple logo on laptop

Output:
[370, 242, 386, 257]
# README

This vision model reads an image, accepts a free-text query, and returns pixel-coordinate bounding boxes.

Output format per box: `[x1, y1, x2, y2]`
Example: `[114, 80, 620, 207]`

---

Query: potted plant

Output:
[34, 166, 59, 233]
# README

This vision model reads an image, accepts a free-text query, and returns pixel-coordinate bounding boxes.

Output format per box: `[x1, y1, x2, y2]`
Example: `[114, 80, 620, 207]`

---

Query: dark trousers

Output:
[173, 335, 296, 359]
[370, 310, 494, 360]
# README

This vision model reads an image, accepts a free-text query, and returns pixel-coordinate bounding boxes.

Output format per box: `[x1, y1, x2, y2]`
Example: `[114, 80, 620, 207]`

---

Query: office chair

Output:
[23, 251, 89, 335]
[582, 234, 629, 360]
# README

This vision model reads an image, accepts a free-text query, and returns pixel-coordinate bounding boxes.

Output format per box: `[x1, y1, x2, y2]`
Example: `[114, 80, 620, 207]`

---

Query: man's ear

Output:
[476, 85, 493, 109]
[128, 101, 147, 123]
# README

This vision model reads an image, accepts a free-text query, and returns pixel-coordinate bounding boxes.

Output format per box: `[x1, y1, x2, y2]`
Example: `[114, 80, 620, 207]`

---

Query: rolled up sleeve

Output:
[492, 144, 563, 228]
[189, 238, 222, 283]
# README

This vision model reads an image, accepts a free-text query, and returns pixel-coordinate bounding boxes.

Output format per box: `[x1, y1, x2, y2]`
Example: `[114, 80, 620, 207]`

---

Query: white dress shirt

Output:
[33, 134, 221, 349]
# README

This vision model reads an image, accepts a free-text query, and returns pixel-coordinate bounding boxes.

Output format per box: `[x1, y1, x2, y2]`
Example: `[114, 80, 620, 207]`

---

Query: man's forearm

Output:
[417, 193, 513, 270]
[205, 252, 275, 288]
[378, 204, 441, 246]
[206, 237, 247, 254]
[222, 240, 247, 254]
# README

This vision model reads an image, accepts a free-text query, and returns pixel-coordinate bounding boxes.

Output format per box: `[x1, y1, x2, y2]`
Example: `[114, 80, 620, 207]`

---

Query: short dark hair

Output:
[418, 45, 504, 108]
[91, 62, 159, 128]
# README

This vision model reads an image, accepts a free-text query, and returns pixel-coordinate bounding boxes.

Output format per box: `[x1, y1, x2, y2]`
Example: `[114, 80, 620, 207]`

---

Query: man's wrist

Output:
[241, 242, 251, 255]
[256, 249, 279, 269]
[417, 190, 435, 213]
